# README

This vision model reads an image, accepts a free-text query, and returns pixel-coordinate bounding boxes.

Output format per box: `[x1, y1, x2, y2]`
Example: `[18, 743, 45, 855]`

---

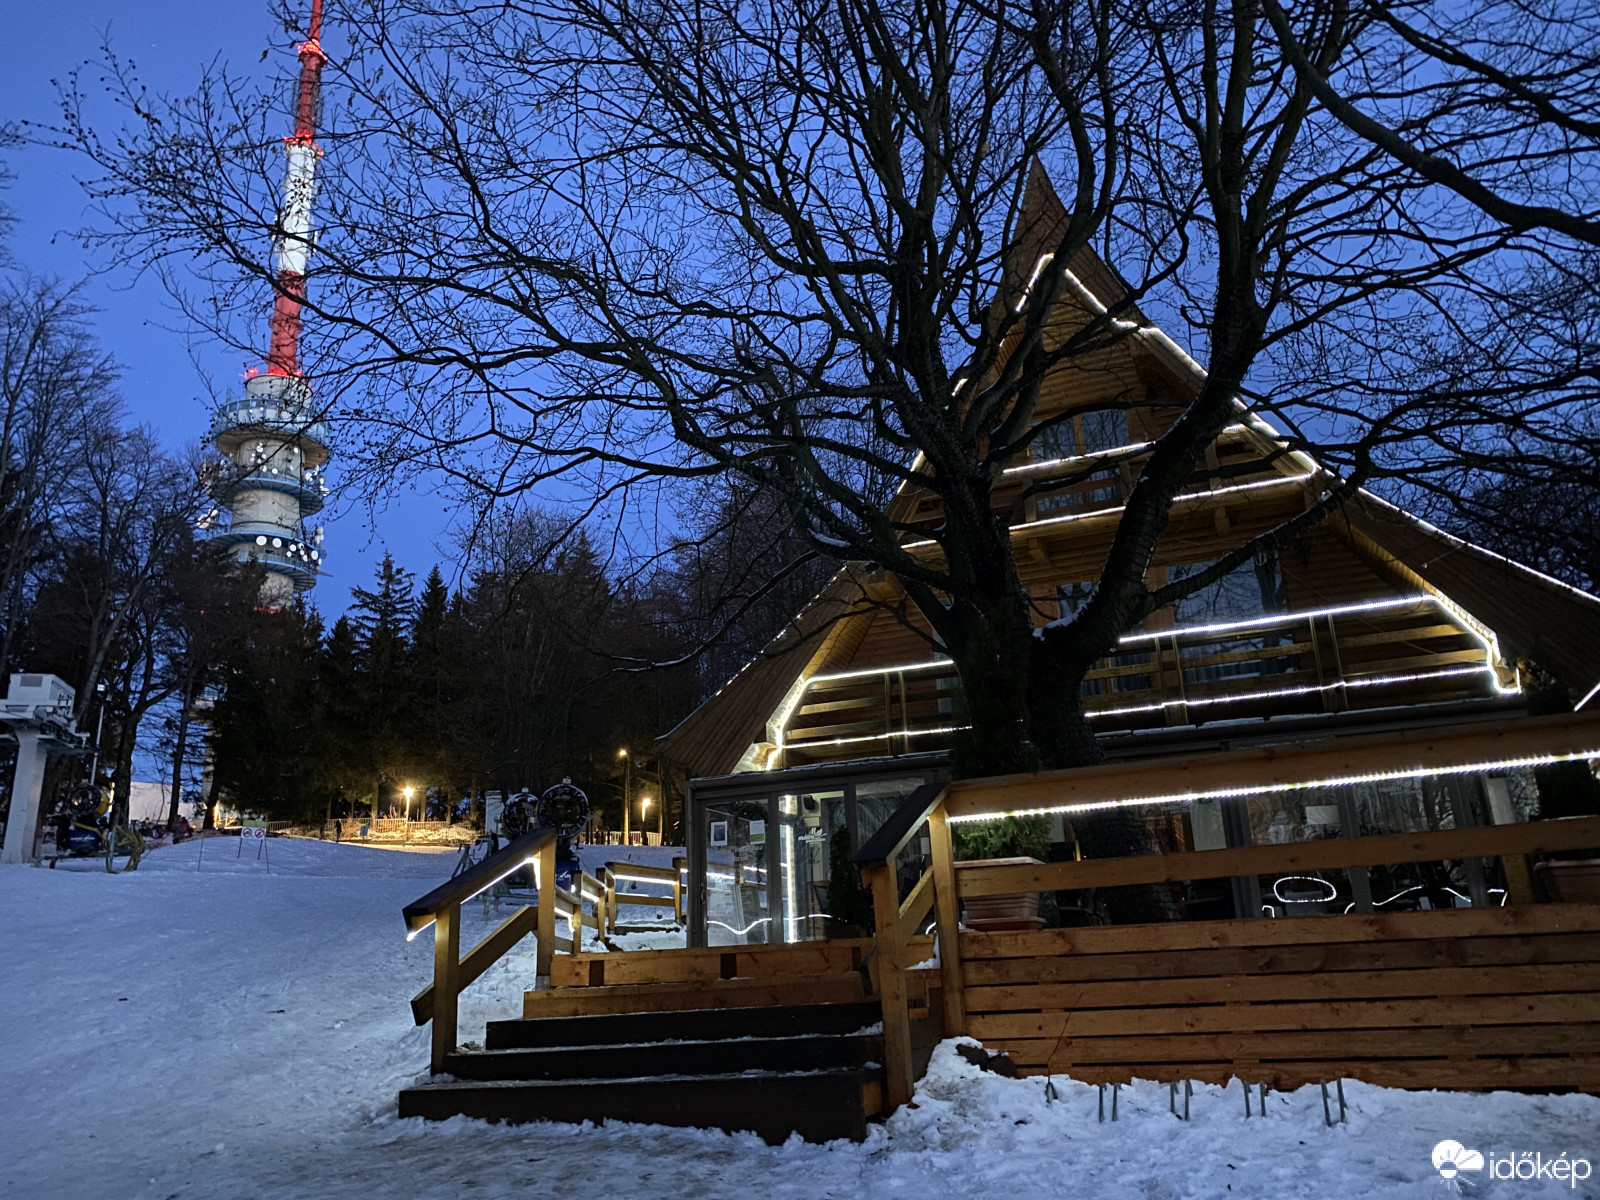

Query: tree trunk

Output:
[1027, 622, 1180, 923]
[166, 683, 194, 831]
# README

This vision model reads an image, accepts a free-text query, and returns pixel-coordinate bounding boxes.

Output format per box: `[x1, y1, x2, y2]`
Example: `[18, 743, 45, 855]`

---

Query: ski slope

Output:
[2, 839, 1594, 1199]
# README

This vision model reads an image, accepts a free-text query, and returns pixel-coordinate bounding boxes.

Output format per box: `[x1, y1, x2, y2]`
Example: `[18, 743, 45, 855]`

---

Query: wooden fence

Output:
[961, 905, 1600, 1089]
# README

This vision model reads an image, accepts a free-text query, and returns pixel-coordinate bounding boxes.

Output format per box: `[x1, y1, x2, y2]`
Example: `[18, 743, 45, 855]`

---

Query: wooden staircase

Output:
[398, 999, 889, 1143]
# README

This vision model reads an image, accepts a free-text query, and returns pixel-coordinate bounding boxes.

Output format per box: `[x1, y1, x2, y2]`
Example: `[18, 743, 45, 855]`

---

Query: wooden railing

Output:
[853, 782, 962, 1108]
[856, 774, 1600, 1108]
[602, 858, 687, 928]
[402, 830, 564, 1072]
[783, 597, 1501, 766]
[403, 836, 691, 1071]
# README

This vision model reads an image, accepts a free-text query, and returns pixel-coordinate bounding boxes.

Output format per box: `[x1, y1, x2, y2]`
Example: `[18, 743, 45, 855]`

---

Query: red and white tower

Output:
[205, 0, 331, 605]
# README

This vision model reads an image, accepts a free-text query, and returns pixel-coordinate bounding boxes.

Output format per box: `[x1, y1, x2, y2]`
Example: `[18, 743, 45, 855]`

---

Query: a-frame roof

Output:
[658, 172, 1600, 779]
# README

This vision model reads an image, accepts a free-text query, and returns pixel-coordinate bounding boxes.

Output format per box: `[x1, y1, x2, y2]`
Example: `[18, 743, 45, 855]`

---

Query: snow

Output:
[4, 840, 1597, 1199]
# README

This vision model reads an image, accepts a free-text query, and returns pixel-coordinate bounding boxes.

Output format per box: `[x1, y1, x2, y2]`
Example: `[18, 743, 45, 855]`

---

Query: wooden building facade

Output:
[659, 173, 1600, 950]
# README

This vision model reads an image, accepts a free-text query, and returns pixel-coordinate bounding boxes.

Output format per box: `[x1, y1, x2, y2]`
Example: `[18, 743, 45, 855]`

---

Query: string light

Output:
[780, 666, 1500, 751]
[901, 476, 1304, 551]
[944, 749, 1600, 825]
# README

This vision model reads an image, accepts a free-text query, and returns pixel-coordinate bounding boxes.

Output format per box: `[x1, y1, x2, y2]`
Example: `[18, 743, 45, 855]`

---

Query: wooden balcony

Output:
[778, 596, 1508, 767]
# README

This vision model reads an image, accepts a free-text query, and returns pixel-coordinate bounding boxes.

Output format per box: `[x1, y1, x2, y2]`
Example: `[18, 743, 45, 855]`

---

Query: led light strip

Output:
[1114, 594, 1433, 644]
[1576, 680, 1600, 712]
[809, 658, 954, 684]
[405, 853, 542, 940]
[607, 871, 684, 886]
[1003, 441, 1154, 477]
[781, 666, 1501, 751]
[900, 476, 1305, 551]
[1002, 424, 1255, 481]
[944, 749, 1600, 825]
[1080, 665, 1499, 720]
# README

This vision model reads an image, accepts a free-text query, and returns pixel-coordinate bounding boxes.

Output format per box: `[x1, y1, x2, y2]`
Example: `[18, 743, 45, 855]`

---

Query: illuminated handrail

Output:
[402, 829, 558, 1073]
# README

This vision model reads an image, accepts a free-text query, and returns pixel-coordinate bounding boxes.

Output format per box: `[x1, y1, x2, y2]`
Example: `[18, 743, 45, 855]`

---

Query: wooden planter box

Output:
[955, 856, 1046, 931]
[1536, 858, 1600, 904]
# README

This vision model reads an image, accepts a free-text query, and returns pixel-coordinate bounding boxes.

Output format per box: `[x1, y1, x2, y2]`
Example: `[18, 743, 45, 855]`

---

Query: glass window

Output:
[1081, 408, 1128, 454]
[1170, 547, 1287, 625]
[703, 798, 771, 945]
[775, 791, 844, 943]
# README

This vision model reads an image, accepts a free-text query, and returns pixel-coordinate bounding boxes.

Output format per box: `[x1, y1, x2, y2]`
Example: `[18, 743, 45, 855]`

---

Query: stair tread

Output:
[460, 1031, 880, 1054]
[486, 1001, 883, 1048]
[407, 1067, 879, 1090]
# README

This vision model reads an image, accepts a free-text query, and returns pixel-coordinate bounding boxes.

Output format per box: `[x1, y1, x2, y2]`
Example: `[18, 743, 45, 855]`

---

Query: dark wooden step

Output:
[486, 1001, 882, 1050]
[398, 1068, 881, 1144]
[443, 1032, 882, 1081]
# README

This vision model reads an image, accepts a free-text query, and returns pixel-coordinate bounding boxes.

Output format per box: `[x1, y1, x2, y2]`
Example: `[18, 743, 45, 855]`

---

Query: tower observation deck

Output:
[204, 0, 331, 606]
[206, 375, 329, 603]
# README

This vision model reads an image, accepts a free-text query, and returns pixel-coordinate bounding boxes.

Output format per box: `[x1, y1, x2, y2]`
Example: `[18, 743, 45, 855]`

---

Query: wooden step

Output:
[488, 1001, 883, 1049]
[521, 972, 867, 1019]
[398, 1069, 883, 1143]
[443, 1032, 883, 1081]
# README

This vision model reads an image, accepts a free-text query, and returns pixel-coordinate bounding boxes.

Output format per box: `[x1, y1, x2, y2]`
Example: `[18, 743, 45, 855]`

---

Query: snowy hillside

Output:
[2, 841, 1595, 1199]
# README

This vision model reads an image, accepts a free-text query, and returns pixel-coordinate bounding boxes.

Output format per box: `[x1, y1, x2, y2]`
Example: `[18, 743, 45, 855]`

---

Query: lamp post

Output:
[618, 748, 630, 846]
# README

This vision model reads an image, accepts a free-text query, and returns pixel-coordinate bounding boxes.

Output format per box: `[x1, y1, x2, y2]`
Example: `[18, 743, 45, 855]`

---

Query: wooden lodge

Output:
[396, 172, 1600, 1142]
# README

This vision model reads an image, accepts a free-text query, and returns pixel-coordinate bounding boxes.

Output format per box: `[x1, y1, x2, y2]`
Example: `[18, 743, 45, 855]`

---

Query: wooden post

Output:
[926, 802, 967, 1037]
[535, 837, 557, 978]
[1501, 853, 1538, 905]
[865, 863, 915, 1109]
[430, 902, 460, 1073]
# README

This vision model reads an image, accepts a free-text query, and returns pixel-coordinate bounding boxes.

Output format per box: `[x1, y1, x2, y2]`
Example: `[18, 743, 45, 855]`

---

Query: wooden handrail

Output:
[955, 815, 1600, 899]
[853, 781, 948, 867]
[403, 828, 560, 1072]
[402, 828, 556, 934]
[411, 904, 540, 1025]
[605, 861, 679, 883]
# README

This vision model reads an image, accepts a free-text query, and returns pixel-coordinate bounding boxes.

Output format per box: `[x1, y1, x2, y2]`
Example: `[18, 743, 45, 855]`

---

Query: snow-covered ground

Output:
[3, 839, 1596, 1199]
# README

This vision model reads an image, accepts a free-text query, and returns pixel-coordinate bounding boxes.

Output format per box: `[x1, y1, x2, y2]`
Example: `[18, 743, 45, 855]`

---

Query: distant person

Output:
[334, 817, 343, 843]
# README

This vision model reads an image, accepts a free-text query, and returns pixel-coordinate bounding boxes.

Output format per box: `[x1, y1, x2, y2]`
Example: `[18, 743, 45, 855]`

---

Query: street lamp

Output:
[618, 748, 631, 846]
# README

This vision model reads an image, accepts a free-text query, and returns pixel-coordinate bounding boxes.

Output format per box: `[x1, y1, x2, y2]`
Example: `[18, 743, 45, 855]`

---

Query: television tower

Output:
[204, 0, 331, 605]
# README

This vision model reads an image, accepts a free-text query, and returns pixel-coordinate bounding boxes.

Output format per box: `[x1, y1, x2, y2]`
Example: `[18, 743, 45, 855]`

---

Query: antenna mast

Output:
[266, 0, 327, 377]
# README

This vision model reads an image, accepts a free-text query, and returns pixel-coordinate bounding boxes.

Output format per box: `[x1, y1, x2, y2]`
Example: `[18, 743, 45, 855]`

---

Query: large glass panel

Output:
[854, 777, 930, 848]
[776, 791, 845, 942]
[702, 797, 771, 945]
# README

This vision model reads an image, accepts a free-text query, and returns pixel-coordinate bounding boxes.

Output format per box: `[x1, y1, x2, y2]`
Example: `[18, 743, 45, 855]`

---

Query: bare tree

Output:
[52, 0, 1593, 807]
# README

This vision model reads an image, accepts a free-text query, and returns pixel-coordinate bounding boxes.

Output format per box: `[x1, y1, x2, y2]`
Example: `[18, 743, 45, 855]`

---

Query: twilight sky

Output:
[1, 0, 456, 614]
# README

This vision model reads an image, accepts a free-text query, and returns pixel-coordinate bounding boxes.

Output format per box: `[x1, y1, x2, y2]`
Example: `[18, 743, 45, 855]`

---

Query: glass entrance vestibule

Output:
[684, 758, 945, 948]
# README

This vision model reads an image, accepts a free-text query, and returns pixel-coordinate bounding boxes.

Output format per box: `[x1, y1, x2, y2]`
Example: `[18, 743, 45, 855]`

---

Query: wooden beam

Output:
[896, 869, 936, 946]
[956, 816, 1600, 898]
[535, 836, 557, 977]
[429, 905, 460, 1074]
[865, 864, 915, 1109]
[927, 802, 967, 1036]
[944, 710, 1600, 819]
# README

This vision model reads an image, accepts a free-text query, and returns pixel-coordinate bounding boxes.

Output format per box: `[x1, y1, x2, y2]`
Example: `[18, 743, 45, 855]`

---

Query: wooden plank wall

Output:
[962, 905, 1600, 1092]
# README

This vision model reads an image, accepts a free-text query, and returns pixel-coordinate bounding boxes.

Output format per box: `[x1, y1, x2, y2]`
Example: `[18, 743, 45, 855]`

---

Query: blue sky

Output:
[2, 0, 455, 615]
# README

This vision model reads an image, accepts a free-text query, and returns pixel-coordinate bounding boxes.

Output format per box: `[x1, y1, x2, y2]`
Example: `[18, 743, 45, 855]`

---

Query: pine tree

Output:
[348, 554, 416, 818]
